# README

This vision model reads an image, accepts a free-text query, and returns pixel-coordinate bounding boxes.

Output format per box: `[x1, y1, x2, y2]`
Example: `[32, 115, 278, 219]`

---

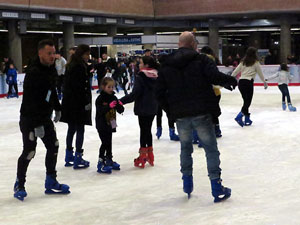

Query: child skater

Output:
[95, 77, 124, 173]
[265, 63, 296, 111]
[6, 63, 19, 98]
[231, 47, 268, 127]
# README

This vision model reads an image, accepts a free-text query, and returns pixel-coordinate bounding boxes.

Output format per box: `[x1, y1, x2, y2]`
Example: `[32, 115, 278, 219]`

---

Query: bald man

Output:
[156, 31, 237, 203]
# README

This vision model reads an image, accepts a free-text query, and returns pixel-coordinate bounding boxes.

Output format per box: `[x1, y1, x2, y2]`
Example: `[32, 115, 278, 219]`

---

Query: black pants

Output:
[138, 115, 155, 148]
[156, 106, 175, 129]
[56, 75, 64, 96]
[238, 79, 254, 116]
[97, 130, 112, 160]
[66, 123, 85, 152]
[212, 95, 221, 125]
[121, 79, 128, 95]
[17, 117, 58, 188]
[278, 84, 291, 103]
[8, 83, 18, 96]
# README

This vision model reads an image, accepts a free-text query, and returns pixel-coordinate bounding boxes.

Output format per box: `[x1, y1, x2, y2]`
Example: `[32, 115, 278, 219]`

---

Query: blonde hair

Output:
[101, 77, 115, 89]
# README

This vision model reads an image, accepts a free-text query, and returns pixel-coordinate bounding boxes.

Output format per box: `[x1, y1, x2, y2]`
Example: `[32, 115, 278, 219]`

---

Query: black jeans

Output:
[66, 123, 85, 152]
[238, 79, 254, 116]
[17, 117, 58, 188]
[97, 130, 112, 160]
[56, 75, 64, 96]
[212, 95, 221, 125]
[8, 83, 18, 96]
[156, 106, 176, 129]
[278, 84, 291, 103]
[138, 115, 155, 148]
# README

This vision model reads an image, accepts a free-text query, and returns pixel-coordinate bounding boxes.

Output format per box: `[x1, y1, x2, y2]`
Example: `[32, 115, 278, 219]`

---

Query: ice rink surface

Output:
[1, 86, 300, 225]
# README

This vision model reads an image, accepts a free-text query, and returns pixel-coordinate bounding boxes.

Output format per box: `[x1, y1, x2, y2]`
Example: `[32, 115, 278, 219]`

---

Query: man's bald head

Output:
[179, 31, 197, 50]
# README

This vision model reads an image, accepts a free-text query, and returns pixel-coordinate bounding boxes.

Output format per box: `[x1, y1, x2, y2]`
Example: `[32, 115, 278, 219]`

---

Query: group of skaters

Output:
[13, 31, 298, 203]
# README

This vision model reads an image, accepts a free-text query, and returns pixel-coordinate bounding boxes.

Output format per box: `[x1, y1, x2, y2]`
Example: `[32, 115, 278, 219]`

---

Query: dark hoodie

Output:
[120, 69, 158, 116]
[156, 47, 237, 120]
[20, 57, 60, 128]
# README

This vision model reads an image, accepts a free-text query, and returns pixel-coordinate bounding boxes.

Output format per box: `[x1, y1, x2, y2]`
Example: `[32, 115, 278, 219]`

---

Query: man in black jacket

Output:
[14, 39, 70, 201]
[156, 32, 237, 203]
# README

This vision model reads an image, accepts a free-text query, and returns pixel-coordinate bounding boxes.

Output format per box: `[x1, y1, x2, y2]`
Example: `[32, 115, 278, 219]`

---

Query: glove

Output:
[109, 101, 117, 108]
[34, 126, 45, 138]
[85, 103, 92, 111]
[265, 79, 268, 82]
[264, 82, 268, 90]
[118, 100, 123, 106]
[53, 110, 61, 123]
[223, 85, 233, 91]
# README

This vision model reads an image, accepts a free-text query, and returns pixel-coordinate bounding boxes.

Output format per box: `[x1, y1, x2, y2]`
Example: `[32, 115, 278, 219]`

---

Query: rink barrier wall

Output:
[0, 65, 300, 98]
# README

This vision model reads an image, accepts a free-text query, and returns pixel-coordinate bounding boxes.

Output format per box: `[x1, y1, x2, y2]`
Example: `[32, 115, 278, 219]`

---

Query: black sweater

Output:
[120, 71, 158, 116]
[95, 91, 124, 132]
[20, 57, 60, 127]
[156, 47, 237, 120]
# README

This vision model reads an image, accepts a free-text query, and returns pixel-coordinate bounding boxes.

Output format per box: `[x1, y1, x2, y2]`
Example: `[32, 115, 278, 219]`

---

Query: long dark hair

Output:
[67, 44, 90, 67]
[142, 56, 158, 69]
[242, 47, 258, 67]
[280, 63, 289, 72]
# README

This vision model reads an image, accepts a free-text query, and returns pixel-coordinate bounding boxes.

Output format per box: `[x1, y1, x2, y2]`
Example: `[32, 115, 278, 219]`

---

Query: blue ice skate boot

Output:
[198, 139, 203, 148]
[234, 112, 244, 127]
[97, 159, 112, 174]
[192, 130, 199, 144]
[64, 148, 75, 167]
[244, 115, 252, 126]
[182, 175, 193, 199]
[288, 103, 297, 112]
[169, 128, 180, 141]
[106, 159, 120, 170]
[156, 127, 162, 140]
[215, 124, 222, 138]
[45, 174, 70, 194]
[14, 179, 27, 201]
[210, 178, 231, 203]
[282, 102, 286, 111]
[73, 151, 90, 169]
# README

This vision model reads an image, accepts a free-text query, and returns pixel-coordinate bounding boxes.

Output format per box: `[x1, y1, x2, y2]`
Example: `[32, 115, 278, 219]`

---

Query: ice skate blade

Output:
[45, 189, 71, 194]
[64, 162, 74, 167]
[73, 164, 90, 169]
[97, 169, 112, 174]
[234, 118, 244, 127]
[14, 192, 27, 201]
[213, 189, 231, 203]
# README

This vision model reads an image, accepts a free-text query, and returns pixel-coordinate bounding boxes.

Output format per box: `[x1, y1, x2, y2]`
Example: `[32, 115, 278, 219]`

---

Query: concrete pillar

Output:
[143, 27, 155, 50]
[8, 20, 22, 72]
[280, 17, 291, 64]
[208, 20, 219, 58]
[63, 23, 75, 61]
[107, 26, 117, 58]
[249, 32, 262, 49]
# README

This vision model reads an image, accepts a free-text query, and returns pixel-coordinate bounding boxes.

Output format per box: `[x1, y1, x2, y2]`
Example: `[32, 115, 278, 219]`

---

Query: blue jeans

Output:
[176, 114, 221, 180]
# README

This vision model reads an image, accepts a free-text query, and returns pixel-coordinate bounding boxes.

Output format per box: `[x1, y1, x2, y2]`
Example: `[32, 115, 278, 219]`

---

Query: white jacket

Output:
[232, 61, 265, 82]
[267, 70, 292, 85]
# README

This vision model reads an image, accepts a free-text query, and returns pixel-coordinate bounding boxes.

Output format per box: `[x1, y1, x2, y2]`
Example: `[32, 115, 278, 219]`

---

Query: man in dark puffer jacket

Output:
[156, 32, 237, 203]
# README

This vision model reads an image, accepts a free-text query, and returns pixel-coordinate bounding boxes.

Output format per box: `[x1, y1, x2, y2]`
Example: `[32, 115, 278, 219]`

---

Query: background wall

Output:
[154, 0, 300, 17]
[0, 0, 154, 17]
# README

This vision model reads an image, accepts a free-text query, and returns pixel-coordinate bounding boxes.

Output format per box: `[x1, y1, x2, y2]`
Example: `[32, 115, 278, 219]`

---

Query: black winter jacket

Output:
[156, 47, 237, 120]
[95, 91, 124, 132]
[120, 71, 158, 116]
[60, 62, 92, 125]
[20, 57, 61, 128]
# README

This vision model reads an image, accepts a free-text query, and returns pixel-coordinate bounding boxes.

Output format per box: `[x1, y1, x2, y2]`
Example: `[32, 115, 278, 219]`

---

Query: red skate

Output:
[134, 147, 148, 168]
[147, 146, 154, 166]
